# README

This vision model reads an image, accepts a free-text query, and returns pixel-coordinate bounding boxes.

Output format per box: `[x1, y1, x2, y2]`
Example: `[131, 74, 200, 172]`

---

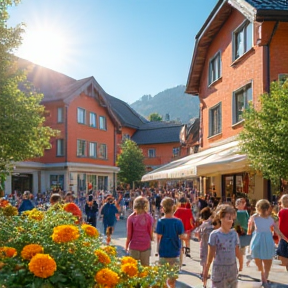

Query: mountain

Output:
[130, 85, 199, 124]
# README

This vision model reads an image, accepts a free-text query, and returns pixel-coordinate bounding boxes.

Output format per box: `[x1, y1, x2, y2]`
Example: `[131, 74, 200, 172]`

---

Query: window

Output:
[89, 142, 97, 158]
[122, 134, 130, 141]
[209, 52, 221, 85]
[173, 147, 180, 157]
[99, 116, 107, 130]
[77, 140, 86, 156]
[56, 139, 64, 156]
[209, 103, 222, 137]
[77, 108, 86, 124]
[57, 107, 63, 123]
[98, 144, 107, 159]
[233, 83, 252, 124]
[90, 112, 97, 128]
[233, 21, 252, 61]
[50, 175, 64, 190]
[148, 149, 156, 158]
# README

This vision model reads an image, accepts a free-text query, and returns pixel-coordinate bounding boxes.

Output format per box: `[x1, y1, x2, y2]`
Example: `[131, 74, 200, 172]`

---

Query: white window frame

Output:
[89, 142, 97, 158]
[77, 139, 86, 157]
[57, 107, 63, 123]
[99, 116, 107, 130]
[98, 144, 107, 159]
[232, 83, 252, 125]
[77, 108, 86, 124]
[233, 20, 253, 61]
[148, 149, 156, 158]
[90, 112, 97, 128]
[208, 52, 221, 85]
[209, 102, 222, 137]
[56, 139, 64, 156]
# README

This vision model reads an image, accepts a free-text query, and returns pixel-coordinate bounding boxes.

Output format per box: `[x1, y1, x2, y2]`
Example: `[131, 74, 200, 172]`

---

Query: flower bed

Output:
[0, 200, 177, 288]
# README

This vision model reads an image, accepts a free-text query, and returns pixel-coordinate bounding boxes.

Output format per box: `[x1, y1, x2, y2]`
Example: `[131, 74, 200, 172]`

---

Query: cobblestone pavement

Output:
[98, 217, 288, 288]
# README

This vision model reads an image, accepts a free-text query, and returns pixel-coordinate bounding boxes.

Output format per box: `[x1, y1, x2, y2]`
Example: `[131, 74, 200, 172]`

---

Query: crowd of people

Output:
[2, 187, 288, 288]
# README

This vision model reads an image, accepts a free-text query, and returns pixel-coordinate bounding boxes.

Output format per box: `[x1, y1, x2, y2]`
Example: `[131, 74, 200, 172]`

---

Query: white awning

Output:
[141, 141, 247, 181]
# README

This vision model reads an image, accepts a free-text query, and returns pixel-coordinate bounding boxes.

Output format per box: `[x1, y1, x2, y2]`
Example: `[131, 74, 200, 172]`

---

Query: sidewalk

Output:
[100, 218, 288, 288]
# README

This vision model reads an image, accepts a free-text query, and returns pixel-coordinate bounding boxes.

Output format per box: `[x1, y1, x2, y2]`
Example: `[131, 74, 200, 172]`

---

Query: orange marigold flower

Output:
[63, 203, 82, 223]
[81, 224, 99, 237]
[52, 225, 80, 243]
[0, 199, 9, 208]
[0, 247, 17, 258]
[28, 254, 56, 278]
[21, 244, 44, 260]
[121, 256, 137, 265]
[94, 249, 111, 265]
[83, 242, 91, 247]
[102, 245, 117, 256]
[139, 269, 149, 278]
[121, 263, 138, 277]
[95, 268, 119, 287]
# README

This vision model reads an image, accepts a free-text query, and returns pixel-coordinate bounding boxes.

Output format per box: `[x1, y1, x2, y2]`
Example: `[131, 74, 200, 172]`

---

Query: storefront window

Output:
[77, 174, 86, 192]
[87, 175, 97, 191]
[222, 173, 245, 201]
[50, 175, 64, 191]
[98, 176, 108, 191]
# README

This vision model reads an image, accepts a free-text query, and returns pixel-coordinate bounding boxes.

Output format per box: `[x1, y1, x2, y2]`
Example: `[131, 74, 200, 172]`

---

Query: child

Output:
[248, 199, 288, 287]
[203, 204, 243, 288]
[195, 207, 213, 278]
[234, 198, 251, 255]
[156, 197, 185, 288]
[276, 194, 288, 270]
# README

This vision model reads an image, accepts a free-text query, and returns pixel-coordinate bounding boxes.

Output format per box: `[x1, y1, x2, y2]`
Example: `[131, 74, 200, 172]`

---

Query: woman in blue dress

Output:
[247, 199, 288, 287]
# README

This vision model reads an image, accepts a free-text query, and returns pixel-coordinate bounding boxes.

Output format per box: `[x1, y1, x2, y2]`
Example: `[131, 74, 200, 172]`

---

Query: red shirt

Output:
[279, 208, 288, 238]
[174, 207, 194, 231]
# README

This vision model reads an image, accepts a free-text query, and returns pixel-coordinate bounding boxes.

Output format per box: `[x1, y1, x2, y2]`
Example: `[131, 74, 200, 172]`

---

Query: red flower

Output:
[63, 203, 82, 224]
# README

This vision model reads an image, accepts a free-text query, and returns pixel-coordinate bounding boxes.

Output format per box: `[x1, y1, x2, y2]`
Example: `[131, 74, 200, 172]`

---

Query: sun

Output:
[17, 25, 68, 69]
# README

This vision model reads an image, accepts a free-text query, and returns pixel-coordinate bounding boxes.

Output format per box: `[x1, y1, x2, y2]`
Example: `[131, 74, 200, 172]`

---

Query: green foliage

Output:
[148, 112, 162, 122]
[0, 0, 57, 176]
[116, 140, 146, 186]
[239, 81, 288, 184]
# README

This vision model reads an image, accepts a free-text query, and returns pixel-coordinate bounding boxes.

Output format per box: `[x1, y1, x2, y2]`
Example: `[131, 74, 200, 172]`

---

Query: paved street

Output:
[98, 218, 288, 288]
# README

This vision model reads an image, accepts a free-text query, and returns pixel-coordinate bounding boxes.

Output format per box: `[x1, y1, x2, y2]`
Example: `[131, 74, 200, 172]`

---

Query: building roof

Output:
[104, 94, 149, 129]
[186, 0, 288, 95]
[131, 122, 183, 145]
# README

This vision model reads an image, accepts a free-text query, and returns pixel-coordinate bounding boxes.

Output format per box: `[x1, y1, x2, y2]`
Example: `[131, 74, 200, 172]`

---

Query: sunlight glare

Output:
[18, 26, 68, 69]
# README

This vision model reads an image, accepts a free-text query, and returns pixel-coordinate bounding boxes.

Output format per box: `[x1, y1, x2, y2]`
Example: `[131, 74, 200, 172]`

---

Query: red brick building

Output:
[143, 0, 288, 200]
[5, 61, 198, 195]
[185, 0, 288, 199]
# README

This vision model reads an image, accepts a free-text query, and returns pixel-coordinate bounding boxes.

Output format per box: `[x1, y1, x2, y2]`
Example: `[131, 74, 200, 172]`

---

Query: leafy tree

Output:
[0, 1, 57, 185]
[116, 140, 146, 186]
[239, 80, 288, 184]
[148, 112, 162, 122]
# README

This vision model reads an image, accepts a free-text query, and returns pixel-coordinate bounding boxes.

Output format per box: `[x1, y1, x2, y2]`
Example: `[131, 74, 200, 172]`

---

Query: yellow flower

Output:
[0, 247, 17, 258]
[28, 254, 56, 278]
[52, 225, 80, 243]
[138, 267, 149, 278]
[95, 268, 119, 287]
[81, 224, 99, 237]
[121, 256, 137, 265]
[102, 245, 117, 256]
[2, 205, 18, 216]
[94, 249, 111, 265]
[83, 242, 91, 247]
[121, 263, 138, 277]
[21, 244, 44, 260]
[28, 209, 44, 221]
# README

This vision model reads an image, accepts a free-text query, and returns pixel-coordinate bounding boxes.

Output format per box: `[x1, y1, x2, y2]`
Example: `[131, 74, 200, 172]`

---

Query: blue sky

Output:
[8, 0, 218, 104]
